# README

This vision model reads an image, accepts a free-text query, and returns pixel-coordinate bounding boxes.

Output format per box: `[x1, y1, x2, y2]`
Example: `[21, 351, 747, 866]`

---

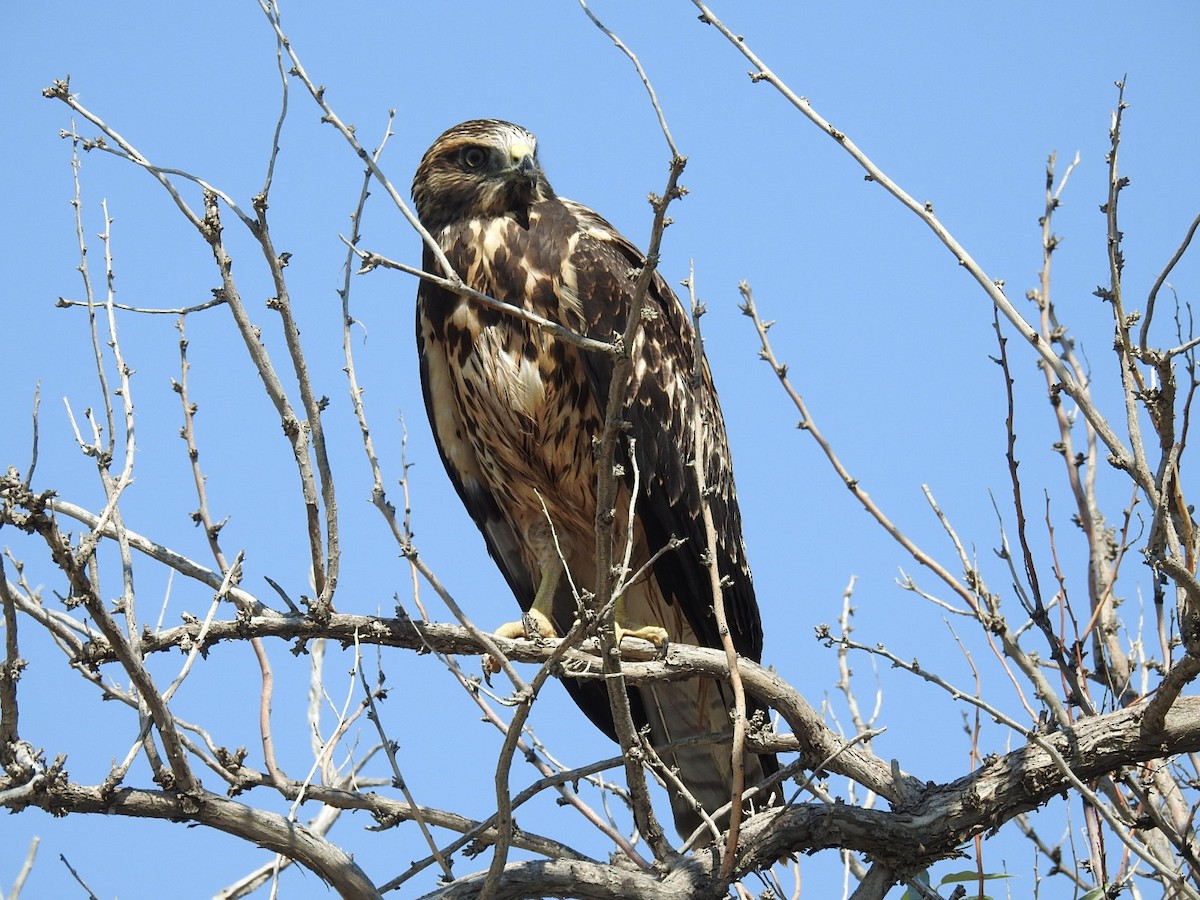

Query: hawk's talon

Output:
[483, 608, 559, 674]
[615, 623, 670, 657]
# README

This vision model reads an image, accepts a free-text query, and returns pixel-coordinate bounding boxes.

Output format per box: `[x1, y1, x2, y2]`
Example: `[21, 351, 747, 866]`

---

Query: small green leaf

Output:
[938, 871, 1015, 885]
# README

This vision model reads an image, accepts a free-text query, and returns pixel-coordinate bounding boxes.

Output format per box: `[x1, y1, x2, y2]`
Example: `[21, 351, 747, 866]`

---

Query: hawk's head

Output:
[412, 119, 554, 234]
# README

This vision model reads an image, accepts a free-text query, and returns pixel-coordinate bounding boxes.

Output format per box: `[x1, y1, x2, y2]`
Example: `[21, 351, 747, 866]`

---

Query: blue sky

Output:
[2, 2, 1198, 897]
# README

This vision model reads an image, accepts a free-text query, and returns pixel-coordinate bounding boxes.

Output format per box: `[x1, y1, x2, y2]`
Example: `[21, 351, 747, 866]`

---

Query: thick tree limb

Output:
[4, 781, 380, 900]
[49, 609, 1200, 879]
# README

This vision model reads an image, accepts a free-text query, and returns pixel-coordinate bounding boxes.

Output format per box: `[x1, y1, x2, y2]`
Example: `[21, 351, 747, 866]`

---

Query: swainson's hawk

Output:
[412, 119, 777, 838]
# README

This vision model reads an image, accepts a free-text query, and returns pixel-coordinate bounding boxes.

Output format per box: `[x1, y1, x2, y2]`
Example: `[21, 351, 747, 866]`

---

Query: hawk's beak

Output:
[509, 142, 538, 184]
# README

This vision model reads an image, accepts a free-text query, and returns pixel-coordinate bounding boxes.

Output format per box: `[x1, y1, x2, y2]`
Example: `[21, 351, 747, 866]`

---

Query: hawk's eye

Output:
[461, 147, 487, 170]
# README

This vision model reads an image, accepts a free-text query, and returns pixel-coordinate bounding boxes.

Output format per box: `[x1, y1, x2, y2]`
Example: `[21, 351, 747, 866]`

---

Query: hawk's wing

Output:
[562, 199, 763, 663]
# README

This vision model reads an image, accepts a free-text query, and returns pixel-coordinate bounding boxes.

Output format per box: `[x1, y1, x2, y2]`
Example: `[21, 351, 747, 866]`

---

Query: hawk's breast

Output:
[426, 211, 602, 536]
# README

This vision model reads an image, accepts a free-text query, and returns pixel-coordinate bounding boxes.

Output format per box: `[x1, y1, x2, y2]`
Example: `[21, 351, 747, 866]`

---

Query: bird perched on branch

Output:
[411, 118, 777, 838]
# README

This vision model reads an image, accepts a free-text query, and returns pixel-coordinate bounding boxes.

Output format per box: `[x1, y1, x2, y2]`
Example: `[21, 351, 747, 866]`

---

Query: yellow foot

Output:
[484, 608, 559, 674]
[615, 623, 670, 657]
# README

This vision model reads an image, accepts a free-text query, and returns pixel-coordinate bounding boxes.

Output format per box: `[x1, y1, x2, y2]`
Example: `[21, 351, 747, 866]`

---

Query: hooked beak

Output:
[508, 141, 538, 185]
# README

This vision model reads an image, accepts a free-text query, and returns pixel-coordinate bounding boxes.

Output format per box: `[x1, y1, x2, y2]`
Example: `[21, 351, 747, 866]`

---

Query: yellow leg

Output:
[486, 561, 670, 672]
[485, 564, 562, 674]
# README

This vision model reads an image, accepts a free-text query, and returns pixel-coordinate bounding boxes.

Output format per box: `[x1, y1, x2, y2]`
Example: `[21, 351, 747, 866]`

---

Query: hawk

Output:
[412, 119, 777, 838]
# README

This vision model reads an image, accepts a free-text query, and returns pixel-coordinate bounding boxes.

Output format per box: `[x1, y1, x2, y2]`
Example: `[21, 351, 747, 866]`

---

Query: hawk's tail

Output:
[639, 679, 782, 841]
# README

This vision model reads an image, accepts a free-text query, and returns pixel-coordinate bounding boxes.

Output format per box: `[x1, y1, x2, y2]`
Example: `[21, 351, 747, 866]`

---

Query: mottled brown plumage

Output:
[412, 119, 777, 838]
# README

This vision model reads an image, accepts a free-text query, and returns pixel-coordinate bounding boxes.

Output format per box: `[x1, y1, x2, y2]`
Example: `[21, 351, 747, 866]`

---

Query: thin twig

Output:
[690, 1, 1148, 499]
[577, 3, 690, 860]
[57, 296, 226, 315]
[8, 836, 39, 900]
[0, 558, 21, 754]
[685, 264, 746, 880]
[740, 283, 977, 612]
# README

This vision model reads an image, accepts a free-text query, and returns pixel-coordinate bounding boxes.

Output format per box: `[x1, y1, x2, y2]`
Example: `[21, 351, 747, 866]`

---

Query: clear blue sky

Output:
[2, 2, 1198, 897]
